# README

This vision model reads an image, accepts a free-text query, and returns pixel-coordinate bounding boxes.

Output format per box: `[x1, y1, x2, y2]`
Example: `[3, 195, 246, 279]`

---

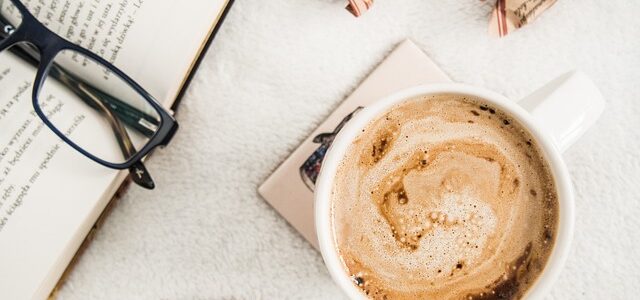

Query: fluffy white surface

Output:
[58, 0, 640, 299]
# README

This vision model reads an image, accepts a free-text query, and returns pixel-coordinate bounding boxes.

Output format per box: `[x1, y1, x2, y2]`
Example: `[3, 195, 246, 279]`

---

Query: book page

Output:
[14, 0, 228, 106]
[0, 0, 228, 299]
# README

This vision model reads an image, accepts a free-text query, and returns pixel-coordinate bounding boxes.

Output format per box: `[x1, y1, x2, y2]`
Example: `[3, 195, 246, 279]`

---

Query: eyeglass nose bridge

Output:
[11, 23, 62, 52]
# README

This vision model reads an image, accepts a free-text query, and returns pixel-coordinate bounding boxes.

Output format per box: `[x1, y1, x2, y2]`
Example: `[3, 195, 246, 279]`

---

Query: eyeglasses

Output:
[0, 0, 179, 189]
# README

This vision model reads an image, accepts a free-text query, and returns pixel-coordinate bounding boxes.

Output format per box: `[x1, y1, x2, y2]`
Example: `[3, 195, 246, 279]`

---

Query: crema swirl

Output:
[331, 94, 558, 300]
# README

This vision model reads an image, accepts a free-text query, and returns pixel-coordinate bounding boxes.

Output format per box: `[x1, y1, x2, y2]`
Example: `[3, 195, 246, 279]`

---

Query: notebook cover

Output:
[258, 39, 451, 250]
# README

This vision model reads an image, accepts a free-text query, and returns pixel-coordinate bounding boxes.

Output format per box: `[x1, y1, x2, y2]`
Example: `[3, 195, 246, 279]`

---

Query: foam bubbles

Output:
[331, 94, 559, 299]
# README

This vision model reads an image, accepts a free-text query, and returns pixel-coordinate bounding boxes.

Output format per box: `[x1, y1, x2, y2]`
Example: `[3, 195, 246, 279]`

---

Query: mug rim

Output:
[314, 83, 575, 300]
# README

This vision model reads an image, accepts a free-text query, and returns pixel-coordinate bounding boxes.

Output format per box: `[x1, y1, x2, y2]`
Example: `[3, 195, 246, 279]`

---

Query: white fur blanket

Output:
[58, 0, 640, 299]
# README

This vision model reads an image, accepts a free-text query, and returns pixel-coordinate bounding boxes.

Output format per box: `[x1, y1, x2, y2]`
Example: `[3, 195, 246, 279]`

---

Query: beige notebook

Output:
[259, 40, 451, 250]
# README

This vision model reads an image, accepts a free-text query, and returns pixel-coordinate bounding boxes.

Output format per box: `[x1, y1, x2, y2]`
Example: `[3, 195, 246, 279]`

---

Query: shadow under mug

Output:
[314, 71, 605, 299]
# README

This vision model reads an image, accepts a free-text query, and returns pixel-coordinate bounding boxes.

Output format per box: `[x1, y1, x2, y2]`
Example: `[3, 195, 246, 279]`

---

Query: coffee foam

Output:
[331, 94, 558, 299]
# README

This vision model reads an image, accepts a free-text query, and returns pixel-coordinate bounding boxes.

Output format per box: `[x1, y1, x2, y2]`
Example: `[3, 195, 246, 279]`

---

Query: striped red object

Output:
[346, 0, 373, 17]
[488, 0, 557, 37]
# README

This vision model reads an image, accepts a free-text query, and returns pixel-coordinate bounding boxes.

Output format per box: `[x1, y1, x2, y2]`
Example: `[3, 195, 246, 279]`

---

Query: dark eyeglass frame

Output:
[0, 0, 179, 188]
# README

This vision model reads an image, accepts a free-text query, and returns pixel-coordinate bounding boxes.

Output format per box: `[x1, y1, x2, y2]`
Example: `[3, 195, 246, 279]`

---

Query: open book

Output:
[0, 0, 233, 299]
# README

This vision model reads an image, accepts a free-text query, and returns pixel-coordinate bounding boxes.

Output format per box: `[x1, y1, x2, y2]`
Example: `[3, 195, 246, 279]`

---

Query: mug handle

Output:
[518, 70, 605, 153]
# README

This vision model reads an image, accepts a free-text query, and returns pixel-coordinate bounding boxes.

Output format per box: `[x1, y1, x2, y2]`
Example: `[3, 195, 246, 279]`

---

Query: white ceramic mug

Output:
[314, 71, 605, 299]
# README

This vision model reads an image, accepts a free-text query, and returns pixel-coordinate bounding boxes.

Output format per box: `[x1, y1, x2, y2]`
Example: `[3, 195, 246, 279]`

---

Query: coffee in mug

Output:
[330, 94, 559, 299]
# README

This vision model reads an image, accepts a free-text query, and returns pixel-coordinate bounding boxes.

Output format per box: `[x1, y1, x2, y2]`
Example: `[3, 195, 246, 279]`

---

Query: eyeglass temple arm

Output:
[0, 16, 158, 137]
[75, 82, 155, 189]
[14, 44, 155, 188]
[1, 17, 154, 188]
[44, 54, 157, 189]
[47, 64, 158, 137]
